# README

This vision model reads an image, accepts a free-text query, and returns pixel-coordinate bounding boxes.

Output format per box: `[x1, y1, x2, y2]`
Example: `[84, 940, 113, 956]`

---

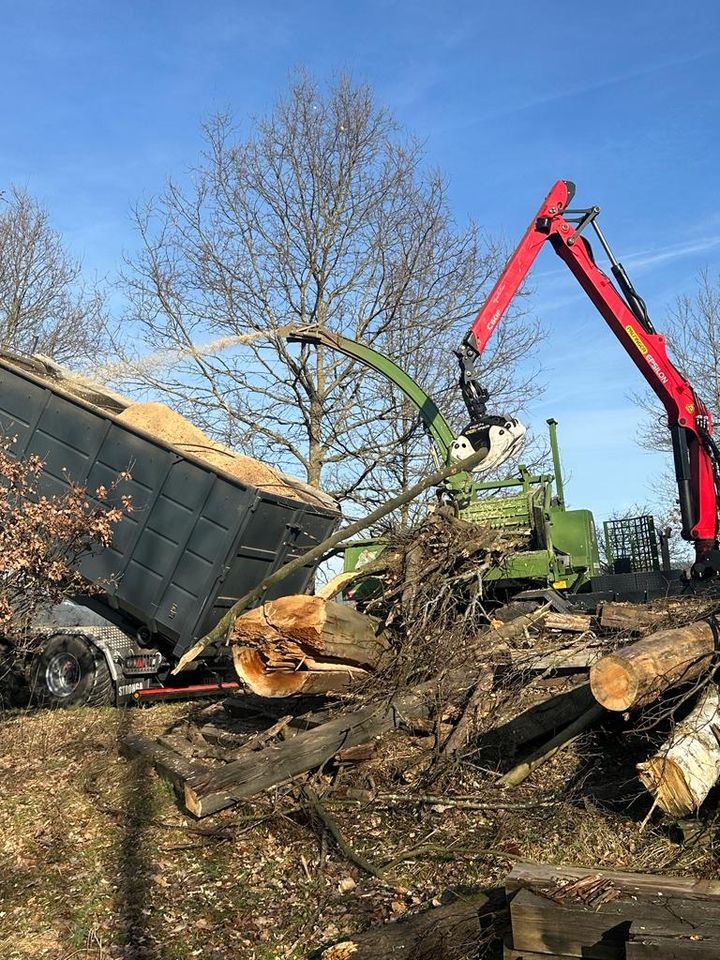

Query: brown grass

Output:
[1, 697, 718, 960]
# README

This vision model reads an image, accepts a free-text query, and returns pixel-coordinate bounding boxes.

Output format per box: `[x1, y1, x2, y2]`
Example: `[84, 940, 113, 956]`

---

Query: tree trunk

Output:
[230, 595, 389, 697]
[589, 621, 716, 711]
[638, 684, 720, 816]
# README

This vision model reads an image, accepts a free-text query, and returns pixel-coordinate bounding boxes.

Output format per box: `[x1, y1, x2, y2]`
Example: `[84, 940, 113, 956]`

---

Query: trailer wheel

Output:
[32, 633, 114, 707]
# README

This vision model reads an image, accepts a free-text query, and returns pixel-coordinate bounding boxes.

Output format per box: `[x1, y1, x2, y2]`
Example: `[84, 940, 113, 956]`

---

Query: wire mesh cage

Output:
[603, 515, 660, 574]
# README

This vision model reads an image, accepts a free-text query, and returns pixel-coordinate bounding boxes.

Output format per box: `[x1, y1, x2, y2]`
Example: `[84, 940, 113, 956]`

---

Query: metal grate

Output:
[460, 488, 540, 530]
[603, 515, 660, 574]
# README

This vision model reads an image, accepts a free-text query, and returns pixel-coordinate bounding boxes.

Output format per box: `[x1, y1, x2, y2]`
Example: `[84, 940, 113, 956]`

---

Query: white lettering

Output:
[647, 355, 668, 384]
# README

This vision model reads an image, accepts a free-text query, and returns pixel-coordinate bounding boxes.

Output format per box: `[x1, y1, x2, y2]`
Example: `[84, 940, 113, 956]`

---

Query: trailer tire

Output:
[32, 633, 114, 708]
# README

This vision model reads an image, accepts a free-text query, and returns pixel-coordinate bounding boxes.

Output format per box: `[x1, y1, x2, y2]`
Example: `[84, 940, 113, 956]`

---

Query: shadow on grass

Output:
[115, 707, 155, 956]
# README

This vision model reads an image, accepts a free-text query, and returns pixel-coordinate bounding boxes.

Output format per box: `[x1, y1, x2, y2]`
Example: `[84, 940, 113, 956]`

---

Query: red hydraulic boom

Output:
[457, 180, 720, 573]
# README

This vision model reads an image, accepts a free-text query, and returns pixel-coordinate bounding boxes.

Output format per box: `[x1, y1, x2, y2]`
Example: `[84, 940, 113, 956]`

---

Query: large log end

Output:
[233, 647, 365, 698]
[590, 653, 640, 711]
[590, 622, 715, 712]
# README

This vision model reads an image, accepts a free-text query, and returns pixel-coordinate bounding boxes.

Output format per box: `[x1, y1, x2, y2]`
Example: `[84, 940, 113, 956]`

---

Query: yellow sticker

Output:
[625, 324, 648, 355]
[552, 580, 568, 589]
[686, 403, 695, 414]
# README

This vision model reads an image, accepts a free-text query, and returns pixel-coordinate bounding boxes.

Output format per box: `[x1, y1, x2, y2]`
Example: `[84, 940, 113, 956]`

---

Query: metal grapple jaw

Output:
[450, 416, 527, 473]
[453, 343, 526, 473]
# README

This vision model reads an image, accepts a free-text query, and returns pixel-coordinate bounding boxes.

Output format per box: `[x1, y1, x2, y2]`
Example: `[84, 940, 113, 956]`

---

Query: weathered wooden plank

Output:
[156, 732, 200, 759]
[185, 674, 470, 817]
[511, 887, 720, 960]
[627, 936, 720, 959]
[120, 734, 210, 792]
[507, 861, 720, 902]
[510, 888, 627, 960]
[630, 916, 720, 941]
[504, 944, 575, 959]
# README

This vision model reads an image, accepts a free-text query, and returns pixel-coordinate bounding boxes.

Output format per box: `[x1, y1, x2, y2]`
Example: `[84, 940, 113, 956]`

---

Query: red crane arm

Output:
[461, 180, 718, 559]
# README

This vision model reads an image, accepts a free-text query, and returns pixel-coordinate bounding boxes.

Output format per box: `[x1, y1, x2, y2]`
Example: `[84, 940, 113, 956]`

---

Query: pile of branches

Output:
[358, 510, 529, 693]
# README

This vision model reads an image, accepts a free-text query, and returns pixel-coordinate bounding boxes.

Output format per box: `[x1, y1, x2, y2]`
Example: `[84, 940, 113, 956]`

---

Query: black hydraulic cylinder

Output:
[670, 424, 696, 540]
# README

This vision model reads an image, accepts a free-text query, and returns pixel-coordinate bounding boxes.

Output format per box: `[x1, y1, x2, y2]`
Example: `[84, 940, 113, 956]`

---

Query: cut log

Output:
[589, 621, 716, 711]
[598, 602, 663, 633]
[545, 612, 593, 633]
[311, 889, 504, 960]
[486, 604, 550, 642]
[638, 684, 720, 816]
[230, 595, 390, 697]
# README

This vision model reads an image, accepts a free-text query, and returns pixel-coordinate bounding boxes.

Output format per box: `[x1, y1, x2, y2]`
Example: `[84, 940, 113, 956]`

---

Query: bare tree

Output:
[0, 185, 107, 365]
[638, 271, 720, 451]
[120, 72, 543, 511]
[632, 272, 720, 553]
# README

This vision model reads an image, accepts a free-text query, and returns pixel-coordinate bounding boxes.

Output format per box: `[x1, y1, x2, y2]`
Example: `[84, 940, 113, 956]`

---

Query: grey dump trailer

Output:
[0, 353, 341, 706]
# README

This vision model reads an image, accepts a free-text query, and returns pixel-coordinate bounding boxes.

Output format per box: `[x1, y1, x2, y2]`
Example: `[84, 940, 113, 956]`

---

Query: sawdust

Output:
[116, 402, 331, 507]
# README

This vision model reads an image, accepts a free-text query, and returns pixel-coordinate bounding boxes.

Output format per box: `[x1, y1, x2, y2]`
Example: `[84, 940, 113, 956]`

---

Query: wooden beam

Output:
[184, 674, 471, 817]
[506, 861, 720, 902]
[120, 734, 210, 793]
[627, 935, 720, 959]
[511, 889, 720, 960]
[630, 916, 720, 942]
[510, 888, 626, 959]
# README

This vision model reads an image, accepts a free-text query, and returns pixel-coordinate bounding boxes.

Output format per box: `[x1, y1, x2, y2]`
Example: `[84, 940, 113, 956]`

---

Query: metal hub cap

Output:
[45, 652, 81, 698]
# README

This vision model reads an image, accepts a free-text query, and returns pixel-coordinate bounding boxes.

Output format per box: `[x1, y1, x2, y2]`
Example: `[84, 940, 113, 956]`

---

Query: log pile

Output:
[115, 483, 720, 960]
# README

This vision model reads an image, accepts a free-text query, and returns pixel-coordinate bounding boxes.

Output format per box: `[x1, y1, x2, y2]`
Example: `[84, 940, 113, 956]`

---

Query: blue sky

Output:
[1, 0, 719, 524]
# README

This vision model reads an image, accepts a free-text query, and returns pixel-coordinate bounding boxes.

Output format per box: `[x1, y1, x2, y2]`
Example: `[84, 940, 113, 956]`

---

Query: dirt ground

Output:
[1, 700, 719, 960]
